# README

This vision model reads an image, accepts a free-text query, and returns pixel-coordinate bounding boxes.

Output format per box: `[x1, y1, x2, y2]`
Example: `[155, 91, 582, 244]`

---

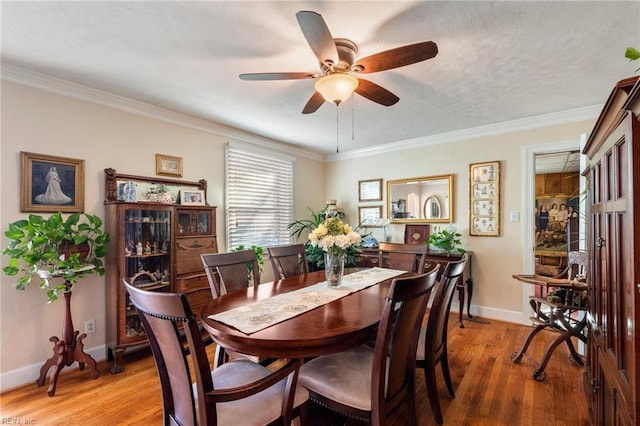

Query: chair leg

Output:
[440, 353, 455, 398]
[406, 387, 419, 426]
[213, 345, 229, 368]
[424, 364, 444, 425]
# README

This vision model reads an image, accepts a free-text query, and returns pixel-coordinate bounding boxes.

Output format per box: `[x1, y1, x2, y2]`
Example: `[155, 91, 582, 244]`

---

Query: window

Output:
[225, 142, 294, 251]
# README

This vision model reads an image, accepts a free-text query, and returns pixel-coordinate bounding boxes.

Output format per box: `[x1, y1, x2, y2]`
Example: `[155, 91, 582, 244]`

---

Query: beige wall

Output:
[325, 121, 593, 319]
[0, 82, 326, 389]
[0, 80, 596, 391]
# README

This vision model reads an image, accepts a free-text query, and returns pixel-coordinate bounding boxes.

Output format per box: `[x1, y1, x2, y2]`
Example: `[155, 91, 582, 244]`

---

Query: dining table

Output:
[200, 268, 410, 359]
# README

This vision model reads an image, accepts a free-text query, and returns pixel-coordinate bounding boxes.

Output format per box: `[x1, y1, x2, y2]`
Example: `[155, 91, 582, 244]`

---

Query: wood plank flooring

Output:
[0, 317, 589, 425]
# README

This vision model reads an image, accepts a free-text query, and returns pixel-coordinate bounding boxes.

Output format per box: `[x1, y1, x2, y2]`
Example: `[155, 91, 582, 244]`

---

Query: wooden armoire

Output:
[583, 76, 640, 425]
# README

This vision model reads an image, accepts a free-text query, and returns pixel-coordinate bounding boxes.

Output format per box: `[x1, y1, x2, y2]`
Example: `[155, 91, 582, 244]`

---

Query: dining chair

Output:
[201, 249, 275, 367]
[378, 242, 428, 273]
[298, 267, 439, 425]
[267, 244, 309, 279]
[416, 256, 467, 425]
[124, 280, 309, 426]
[201, 249, 260, 298]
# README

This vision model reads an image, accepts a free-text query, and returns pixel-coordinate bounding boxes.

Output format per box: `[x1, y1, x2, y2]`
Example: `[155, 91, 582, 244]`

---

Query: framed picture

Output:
[180, 189, 205, 206]
[21, 152, 84, 213]
[358, 178, 383, 202]
[155, 153, 183, 177]
[469, 161, 500, 236]
[358, 206, 382, 226]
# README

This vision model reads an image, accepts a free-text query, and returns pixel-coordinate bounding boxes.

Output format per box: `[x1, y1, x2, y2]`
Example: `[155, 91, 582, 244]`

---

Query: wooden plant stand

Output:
[36, 281, 99, 396]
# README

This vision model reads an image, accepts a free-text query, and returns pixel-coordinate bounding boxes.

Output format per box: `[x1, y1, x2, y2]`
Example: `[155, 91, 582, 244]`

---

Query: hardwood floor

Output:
[0, 317, 589, 425]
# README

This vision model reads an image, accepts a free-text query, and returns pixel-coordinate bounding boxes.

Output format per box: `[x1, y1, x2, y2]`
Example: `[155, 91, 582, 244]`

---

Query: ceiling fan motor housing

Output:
[321, 38, 358, 73]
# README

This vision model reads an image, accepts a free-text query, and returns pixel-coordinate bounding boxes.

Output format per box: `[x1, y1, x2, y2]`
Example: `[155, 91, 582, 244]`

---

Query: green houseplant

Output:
[288, 206, 364, 270]
[2, 212, 109, 302]
[428, 226, 466, 257]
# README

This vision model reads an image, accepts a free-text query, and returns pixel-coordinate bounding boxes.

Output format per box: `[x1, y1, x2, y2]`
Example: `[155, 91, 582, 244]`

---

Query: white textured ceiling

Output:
[2, 1, 639, 156]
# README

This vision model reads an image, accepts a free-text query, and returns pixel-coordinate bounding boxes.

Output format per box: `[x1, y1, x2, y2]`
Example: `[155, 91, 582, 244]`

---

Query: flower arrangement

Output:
[309, 217, 362, 256]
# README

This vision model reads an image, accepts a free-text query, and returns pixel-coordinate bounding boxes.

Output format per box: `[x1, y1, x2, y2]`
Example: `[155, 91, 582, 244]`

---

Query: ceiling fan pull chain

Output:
[351, 96, 355, 141]
[336, 106, 340, 153]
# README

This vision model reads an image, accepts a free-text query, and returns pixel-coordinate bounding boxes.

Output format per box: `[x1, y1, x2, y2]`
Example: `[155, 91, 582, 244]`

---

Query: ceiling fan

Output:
[239, 11, 438, 114]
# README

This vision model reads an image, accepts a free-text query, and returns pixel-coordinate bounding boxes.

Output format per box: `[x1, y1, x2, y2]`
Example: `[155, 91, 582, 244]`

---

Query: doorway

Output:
[521, 137, 585, 324]
[533, 151, 581, 277]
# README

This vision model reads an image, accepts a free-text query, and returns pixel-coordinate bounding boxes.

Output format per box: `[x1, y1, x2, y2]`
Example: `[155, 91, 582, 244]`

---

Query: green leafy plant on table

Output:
[2, 212, 109, 303]
[428, 226, 466, 257]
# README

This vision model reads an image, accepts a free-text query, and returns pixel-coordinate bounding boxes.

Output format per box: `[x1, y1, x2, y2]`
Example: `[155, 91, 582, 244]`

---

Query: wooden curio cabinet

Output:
[582, 77, 640, 425]
[103, 169, 217, 373]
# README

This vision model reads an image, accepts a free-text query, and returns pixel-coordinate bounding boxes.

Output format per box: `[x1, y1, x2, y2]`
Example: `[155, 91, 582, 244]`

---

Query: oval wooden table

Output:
[201, 270, 408, 359]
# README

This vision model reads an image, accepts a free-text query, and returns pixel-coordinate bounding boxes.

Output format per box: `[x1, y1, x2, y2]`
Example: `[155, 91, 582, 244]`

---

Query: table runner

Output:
[208, 267, 406, 334]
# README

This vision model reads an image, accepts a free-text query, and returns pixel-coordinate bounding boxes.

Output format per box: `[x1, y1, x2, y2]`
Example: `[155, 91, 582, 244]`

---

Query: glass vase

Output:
[325, 252, 345, 288]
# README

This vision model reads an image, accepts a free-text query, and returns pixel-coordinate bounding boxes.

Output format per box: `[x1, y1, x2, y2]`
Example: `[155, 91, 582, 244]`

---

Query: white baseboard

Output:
[0, 344, 107, 393]
[451, 301, 524, 325]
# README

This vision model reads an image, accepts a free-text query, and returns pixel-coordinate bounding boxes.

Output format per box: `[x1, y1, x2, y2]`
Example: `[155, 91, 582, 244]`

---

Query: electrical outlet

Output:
[84, 319, 96, 335]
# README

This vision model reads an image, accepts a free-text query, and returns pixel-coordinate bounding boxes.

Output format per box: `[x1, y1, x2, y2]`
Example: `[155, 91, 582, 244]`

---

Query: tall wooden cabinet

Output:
[583, 76, 640, 425]
[103, 169, 217, 373]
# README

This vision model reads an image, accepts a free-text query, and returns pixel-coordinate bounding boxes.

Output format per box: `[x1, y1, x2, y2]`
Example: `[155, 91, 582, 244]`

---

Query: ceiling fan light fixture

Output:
[315, 73, 359, 105]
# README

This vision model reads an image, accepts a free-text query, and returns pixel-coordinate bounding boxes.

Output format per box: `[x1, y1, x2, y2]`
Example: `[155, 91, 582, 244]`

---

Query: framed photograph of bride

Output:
[20, 152, 85, 213]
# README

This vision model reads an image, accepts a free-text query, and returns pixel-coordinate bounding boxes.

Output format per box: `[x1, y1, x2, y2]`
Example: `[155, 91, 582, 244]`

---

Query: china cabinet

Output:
[103, 169, 217, 373]
[582, 76, 639, 425]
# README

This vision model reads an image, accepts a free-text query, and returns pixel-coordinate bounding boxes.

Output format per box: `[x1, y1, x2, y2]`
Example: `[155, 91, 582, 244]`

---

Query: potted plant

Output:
[288, 205, 364, 270]
[428, 226, 466, 257]
[2, 212, 109, 302]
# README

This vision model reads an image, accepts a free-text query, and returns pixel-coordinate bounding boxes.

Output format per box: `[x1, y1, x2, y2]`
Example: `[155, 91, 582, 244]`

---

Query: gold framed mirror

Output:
[387, 175, 454, 223]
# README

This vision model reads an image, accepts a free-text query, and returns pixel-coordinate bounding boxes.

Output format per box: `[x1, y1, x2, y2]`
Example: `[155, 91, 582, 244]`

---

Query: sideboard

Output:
[355, 249, 473, 327]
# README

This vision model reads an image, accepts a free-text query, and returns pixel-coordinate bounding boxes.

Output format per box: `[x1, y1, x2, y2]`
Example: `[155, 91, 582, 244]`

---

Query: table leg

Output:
[36, 289, 100, 396]
[457, 282, 465, 328]
[466, 278, 474, 319]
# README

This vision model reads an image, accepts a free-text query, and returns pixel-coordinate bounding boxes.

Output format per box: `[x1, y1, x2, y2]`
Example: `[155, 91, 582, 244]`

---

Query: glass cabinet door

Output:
[177, 209, 212, 236]
[123, 208, 171, 339]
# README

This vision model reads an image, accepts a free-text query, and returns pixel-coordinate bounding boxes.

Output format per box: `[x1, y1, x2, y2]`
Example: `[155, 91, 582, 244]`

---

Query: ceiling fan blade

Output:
[302, 91, 326, 114]
[354, 78, 399, 106]
[354, 41, 438, 74]
[296, 11, 339, 66]
[239, 72, 315, 81]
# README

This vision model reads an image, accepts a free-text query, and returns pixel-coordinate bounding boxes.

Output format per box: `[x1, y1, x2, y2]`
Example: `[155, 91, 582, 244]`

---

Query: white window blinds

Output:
[225, 142, 294, 251]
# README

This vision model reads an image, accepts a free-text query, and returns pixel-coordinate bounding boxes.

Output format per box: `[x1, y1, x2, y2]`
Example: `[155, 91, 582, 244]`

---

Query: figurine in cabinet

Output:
[136, 242, 143, 255]
[144, 242, 151, 254]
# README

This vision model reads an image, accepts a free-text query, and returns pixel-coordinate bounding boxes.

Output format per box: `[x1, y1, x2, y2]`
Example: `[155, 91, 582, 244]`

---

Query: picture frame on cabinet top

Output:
[156, 153, 183, 177]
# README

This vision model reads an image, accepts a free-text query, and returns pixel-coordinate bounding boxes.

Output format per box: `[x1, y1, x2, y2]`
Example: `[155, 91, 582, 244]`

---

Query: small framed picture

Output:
[358, 206, 382, 226]
[358, 178, 383, 202]
[156, 153, 183, 177]
[180, 189, 206, 206]
[21, 152, 84, 213]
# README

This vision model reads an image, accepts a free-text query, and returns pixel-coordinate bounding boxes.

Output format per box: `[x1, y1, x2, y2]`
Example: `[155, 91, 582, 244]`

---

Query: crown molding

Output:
[2, 63, 600, 164]
[327, 105, 600, 162]
[1, 63, 326, 162]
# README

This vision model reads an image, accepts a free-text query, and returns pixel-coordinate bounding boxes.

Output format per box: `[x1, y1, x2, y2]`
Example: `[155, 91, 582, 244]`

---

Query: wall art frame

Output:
[469, 160, 500, 236]
[358, 205, 382, 226]
[155, 153, 183, 177]
[358, 178, 383, 202]
[21, 151, 85, 213]
[180, 189, 206, 206]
